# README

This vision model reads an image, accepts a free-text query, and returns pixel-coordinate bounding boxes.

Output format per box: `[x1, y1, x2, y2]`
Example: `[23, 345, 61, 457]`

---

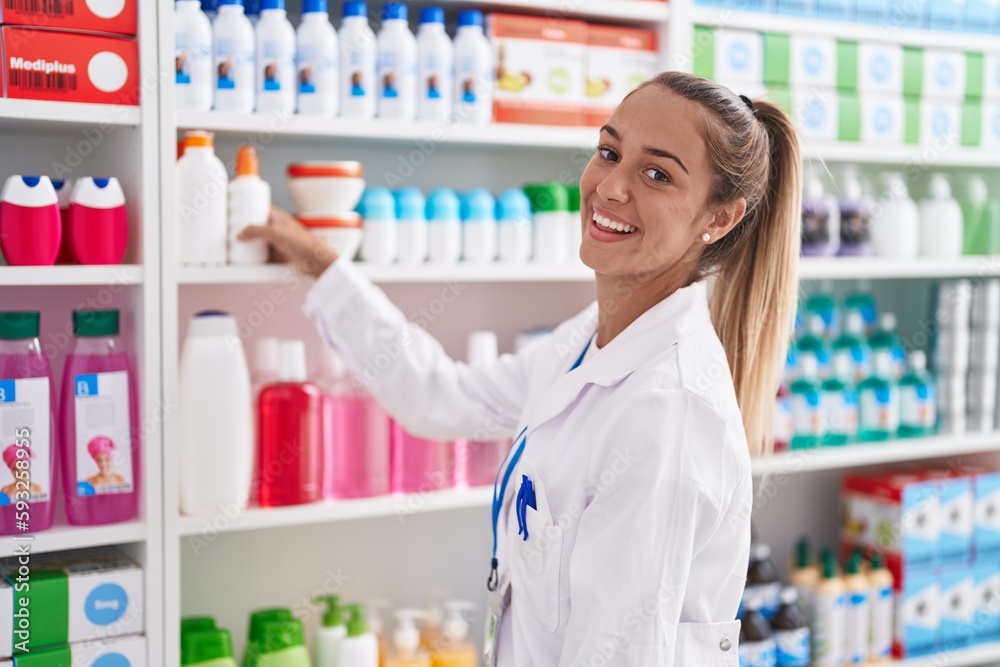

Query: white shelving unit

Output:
[0, 265, 145, 287]
[0, 99, 141, 131]
[0, 522, 147, 559]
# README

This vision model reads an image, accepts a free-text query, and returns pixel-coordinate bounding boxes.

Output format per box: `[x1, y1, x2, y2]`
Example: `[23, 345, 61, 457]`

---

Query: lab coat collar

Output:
[526, 280, 712, 434]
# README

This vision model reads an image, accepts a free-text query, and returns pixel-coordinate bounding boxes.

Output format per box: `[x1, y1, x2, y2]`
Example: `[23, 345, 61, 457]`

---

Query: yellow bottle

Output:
[867, 553, 895, 663]
[844, 552, 871, 666]
[430, 601, 477, 667]
[384, 610, 431, 667]
[420, 590, 449, 651]
[788, 537, 820, 623]
[366, 599, 393, 667]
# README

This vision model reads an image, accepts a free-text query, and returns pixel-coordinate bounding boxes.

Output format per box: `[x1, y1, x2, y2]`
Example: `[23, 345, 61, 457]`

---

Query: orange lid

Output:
[236, 144, 260, 177]
[298, 213, 362, 228]
[287, 161, 364, 178]
[185, 130, 214, 148]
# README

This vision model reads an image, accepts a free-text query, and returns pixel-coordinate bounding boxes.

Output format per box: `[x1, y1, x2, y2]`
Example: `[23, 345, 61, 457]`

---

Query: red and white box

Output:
[2, 26, 138, 105]
[585, 24, 660, 127]
[488, 13, 586, 126]
[0, 0, 136, 37]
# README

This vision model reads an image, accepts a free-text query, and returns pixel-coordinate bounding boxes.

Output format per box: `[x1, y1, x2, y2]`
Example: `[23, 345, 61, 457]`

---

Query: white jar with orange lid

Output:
[299, 213, 364, 261]
[286, 160, 365, 216]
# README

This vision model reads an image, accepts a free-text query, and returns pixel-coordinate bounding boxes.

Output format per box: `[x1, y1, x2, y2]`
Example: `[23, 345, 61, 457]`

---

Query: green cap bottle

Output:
[183, 629, 237, 667]
[522, 182, 569, 214]
[181, 617, 217, 664]
[72, 309, 120, 337]
[243, 608, 292, 667]
[313, 595, 342, 628]
[0, 311, 39, 340]
[344, 603, 367, 638]
[256, 620, 310, 667]
[566, 184, 581, 213]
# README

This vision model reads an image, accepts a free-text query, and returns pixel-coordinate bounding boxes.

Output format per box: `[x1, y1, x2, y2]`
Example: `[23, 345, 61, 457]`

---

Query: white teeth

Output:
[592, 213, 637, 234]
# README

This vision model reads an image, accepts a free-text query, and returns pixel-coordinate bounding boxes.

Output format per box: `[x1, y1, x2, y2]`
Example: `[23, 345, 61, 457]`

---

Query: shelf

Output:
[802, 141, 1000, 168]
[692, 7, 1000, 52]
[799, 257, 1000, 280]
[0, 521, 146, 559]
[177, 487, 493, 537]
[900, 643, 1000, 666]
[755, 431, 1000, 476]
[0, 100, 140, 131]
[439, 0, 670, 22]
[177, 111, 599, 149]
[176, 262, 595, 285]
[0, 265, 144, 287]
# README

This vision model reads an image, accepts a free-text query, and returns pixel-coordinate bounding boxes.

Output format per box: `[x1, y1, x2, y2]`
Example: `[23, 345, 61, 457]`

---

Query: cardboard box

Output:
[763, 33, 837, 89]
[894, 567, 940, 658]
[488, 14, 586, 126]
[984, 53, 1000, 100]
[974, 559, 1000, 642]
[1, 548, 143, 652]
[941, 567, 977, 650]
[922, 49, 967, 100]
[920, 97, 962, 147]
[584, 24, 659, 127]
[12, 634, 145, 667]
[974, 469, 1000, 557]
[0, 0, 135, 37]
[713, 28, 764, 84]
[0, 580, 11, 659]
[1, 27, 138, 106]
[925, 470, 974, 566]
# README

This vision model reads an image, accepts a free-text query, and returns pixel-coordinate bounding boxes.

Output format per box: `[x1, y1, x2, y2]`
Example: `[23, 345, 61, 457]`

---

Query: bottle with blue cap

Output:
[340, 1, 377, 119]
[426, 188, 462, 264]
[417, 7, 453, 123]
[175, 0, 213, 112]
[461, 188, 497, 264]
[377, 2, 418, 120]
[453, 10, 494, 124]
[395, 188, 428, 264]
[254, 0, 296, 114]
[212, 0, 255, 113]
[359, 187, 399, 264]
[296, 0, 339, 117]
[496, 189, 533, 263]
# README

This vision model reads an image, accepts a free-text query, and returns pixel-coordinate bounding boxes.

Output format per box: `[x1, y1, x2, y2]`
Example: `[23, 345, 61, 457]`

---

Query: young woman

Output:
[240, 71, 801, 666]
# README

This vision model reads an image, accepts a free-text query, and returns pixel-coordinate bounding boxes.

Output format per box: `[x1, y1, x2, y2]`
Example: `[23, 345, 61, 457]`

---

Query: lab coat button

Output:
[719, 637, 732, 652]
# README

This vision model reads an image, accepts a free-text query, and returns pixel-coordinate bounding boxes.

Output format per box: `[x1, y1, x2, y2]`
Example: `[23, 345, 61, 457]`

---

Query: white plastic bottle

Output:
[175, 0, 213, 111]
[227, 144, 270, 264]
[212, 0, 255, 113]
[525, 183, 571, 264]
[453, 10, 493, 125]
[871, 173, 919, 258]
[314, 595, 347, 667]
[255, 0, 296, 115]
[178, 311, 253, 515]
[359, 187, 398, 264]
[426, 188, 462, 264]
[497, 188, 532, 264]
[176, 131, 228, 265]
[395, 187, 428, 264]
[461, 188, 497, 264]
[919, 173, 963, 258]
[339, 1, 377, 120]
[843, 554, 870, 666]
[296, 0, 339, 116]
[416, 7, 453, 123]
[377, 2, 417, 121]
[812, 552, 846, 667]
[339, 604, 378, 667]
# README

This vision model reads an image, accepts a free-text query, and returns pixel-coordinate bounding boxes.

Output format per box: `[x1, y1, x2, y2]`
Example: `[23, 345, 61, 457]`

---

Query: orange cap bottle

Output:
[235, 144, 260, 178]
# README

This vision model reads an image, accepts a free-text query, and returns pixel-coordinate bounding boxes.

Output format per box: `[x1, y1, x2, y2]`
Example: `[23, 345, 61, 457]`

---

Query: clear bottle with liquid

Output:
[790, 354, 825, 450]
[898, 350, 936, 437]
[858, 349, 901, 442]
[797, 314, 832, 378]
[837, 166, 873, 256]
[832, 311, 872, 382]
[868, 313, 906, 379]
[430, 601, 478, 667]
[385, 610, 429, 667]
[801, 168, 839, 256]
[820, 353, 858, 446]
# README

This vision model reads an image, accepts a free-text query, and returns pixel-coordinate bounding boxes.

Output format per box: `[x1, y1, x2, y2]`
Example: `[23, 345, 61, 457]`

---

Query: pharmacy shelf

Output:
[798, 256, 1000, 280]
[176, 111, 598, 149]
[803, 141, 1000, 168]
[442, 0, 670, 22]
[0, 99, 140, 131]
[177, 487, 493, 537]
[176, 262, 595, 284]
[899, 643, 1000, 666]
[0, 265, 145, 287]
[754, 431, 1000, 476]
[691, 6, 1000, 52]
[0, 521, 147, 559]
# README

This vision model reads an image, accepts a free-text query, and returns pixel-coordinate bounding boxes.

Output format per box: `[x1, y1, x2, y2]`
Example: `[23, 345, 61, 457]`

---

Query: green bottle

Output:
[182, 617, 218, 665]
[184, 629, 239, 667]
[791, 354, 824, 449]
[798, 314, 832, 378]
[832, 312, 872, 382]
[821, 353, 858, 446]
[805, 287, 839, 338]
[867, 313, 905, 380]
[844, 287, 878, 336]
[256, 620, 311, 667]
[243, 608, 293, 667]
[899, 350, 936, 438]
[858, 350, 900, 442]
[961, 176, 1000, 255]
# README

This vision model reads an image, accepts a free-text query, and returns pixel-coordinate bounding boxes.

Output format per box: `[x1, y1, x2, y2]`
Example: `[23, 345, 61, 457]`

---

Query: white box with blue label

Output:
[714, 29, 765, 84]
[925, 471, 974, 566]
[923, 49, 967, 100]
[981, 101, 1000, 146]
[1, 548, 143, 653]
[973, 559, 1000, 643]
[858, 42, 904, 94]
[921, 98, 963, 147]
[973, 469, 1000, 557]
[941, 567, 977, 650]
[790, 87, 839, 140]
[12, 634, 145, 667]
[894, 567, 941, 658]
[984, 53, 1000, 99]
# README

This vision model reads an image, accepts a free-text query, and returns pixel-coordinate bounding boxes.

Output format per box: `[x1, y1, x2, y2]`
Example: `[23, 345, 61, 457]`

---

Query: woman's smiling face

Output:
[579, 85, 727, 280]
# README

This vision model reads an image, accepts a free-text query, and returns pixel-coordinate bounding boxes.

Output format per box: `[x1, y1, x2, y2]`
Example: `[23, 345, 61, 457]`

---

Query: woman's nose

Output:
[595, 165, 631, 204]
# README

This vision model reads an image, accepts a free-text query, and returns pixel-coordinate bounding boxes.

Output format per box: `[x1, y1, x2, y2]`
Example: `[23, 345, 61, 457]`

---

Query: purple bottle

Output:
[60, 309, 140, 525]
[801, 169, 838, 257]
[0, 311, 55, 535]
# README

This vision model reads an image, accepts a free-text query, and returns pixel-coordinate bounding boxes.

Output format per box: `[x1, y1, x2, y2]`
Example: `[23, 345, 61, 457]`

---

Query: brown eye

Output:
[644, 168, 670, 183]
[597, 146, 620, 162]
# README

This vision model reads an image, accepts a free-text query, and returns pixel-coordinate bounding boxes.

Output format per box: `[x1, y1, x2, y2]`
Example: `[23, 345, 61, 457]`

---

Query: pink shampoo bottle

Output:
[60, 309, 140, 525]
[0, 175, 61, 266]
[53, 178, 75, 264]
[391, 421, 453, 495]
[453, 332, 510, 488]
[0, 311, 55, 535]
[69, 177, 128, 265]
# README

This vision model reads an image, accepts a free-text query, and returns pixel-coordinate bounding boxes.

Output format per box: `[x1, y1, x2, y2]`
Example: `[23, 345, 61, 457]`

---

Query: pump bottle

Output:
[384, 610, 430, 667]
[314, 595, 346, 667]
[430, 601, 477, 667]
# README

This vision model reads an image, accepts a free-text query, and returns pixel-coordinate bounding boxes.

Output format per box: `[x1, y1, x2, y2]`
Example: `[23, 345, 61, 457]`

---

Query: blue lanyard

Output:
[487, 334, 594, 591]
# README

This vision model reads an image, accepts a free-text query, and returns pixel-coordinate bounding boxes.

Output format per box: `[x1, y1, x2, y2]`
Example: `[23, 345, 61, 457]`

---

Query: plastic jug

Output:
[0, 175, 61, 266]
[69, 177, 129, 265]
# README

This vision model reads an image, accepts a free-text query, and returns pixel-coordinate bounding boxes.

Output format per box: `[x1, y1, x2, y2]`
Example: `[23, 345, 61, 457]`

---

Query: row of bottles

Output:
[0, 310, 139, 535]
[176, 0, 493, 123]
[801, 168, 1000, 259]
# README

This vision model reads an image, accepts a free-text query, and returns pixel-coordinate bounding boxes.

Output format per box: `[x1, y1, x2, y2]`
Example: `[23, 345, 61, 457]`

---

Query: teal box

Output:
[941, 567, 976, 650]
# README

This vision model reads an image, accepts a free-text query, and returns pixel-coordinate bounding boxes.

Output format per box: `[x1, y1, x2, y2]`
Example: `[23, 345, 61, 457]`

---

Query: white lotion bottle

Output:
[416, 6, 453, 123]
[175, 0, 214, 111]
[339, 0, 377, 120]
[919, 173, 963, 258]
[176, 130, 228, 266]
[453, 10, 493, 124]
[296, 0, 339, 116]
[227, 144, 270, 264]
[426, 188, 462, 265]
[871, 173, 919, 258]
[395, 187, 428, 264]
[339, 604, 378, 667]
[376, 2, 418, 120]
[212, 0, 255, 113]
[314, 595, 347, 667]
[254, 0, 296, 114]
[359, 187, 399, 264]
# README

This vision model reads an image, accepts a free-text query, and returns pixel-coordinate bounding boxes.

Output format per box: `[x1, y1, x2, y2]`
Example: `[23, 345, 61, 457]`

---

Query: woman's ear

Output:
[705, 197, 748, 243]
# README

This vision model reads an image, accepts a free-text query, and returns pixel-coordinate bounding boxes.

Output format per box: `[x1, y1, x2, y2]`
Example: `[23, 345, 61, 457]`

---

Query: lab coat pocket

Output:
[513, 503, 563, 632]
[675, 620, 741, 667]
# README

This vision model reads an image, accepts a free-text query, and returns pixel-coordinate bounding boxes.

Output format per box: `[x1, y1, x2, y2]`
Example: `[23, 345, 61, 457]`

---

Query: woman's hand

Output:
[238, 206, 339, 279]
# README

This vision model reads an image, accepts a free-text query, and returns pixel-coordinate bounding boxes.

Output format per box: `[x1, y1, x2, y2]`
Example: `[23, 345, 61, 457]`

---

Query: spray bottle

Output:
[314, 595, 346, 667]
[384, 610, 430, 667]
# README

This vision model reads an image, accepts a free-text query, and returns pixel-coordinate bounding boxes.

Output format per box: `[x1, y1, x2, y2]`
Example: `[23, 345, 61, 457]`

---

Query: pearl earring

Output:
[702, 233, 711, 243]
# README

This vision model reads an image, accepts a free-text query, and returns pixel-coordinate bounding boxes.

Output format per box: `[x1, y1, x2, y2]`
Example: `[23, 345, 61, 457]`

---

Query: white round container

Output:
[871, 174, 919, 258]
[296, 1, 339, 117]
[299, 213, 364, 260]
[395, 188, 427, 265]
[919, 174, 963, 258]
[428, 221, 461, 264]
[286, 161, 365, 216]
[212, 0, 255, 113]
[359, 188, 398, 264]
[496, 189, 532, 264]
[175, 0, 213, 112]
[254, 0, 296, 114]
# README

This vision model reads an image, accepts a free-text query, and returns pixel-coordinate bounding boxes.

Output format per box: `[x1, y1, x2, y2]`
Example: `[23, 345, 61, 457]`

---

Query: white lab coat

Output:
[304, 259, 753, 666]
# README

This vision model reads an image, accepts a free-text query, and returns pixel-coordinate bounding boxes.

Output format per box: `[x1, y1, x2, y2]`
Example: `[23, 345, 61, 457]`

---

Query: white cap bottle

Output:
[376, 2, 418, 120]
[175, 0, 214, 111]
[212, 0, 255, 113]
[176, 131, 228, 265]
[296, 0, 339, 116]
[339, 1, 377, 120]
[453, 10, 494, 125]
[255, 0, 296, 114]
[416, 7, 454, 123]
[278, 340, 308, 382]
[919, 173, 963, 258]
[871, 173, 919, 258]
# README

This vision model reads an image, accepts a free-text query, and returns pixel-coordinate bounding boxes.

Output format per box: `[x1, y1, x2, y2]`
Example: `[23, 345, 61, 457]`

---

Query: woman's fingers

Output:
[237, 224, 271, 241]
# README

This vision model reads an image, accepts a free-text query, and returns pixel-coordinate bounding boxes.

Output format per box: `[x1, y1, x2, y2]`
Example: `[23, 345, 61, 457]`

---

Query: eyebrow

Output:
[600, 124, 689, 175]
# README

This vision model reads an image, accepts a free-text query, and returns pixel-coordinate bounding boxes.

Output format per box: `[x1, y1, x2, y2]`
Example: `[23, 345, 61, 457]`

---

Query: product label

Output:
[845, 590, 870, 664]
[175, 33, 211, 86]
[739, 638, 777, 667]
[456, 55, 491, 108]
[259, 41, 294, 92]
[378, 51, 416, 99]
[870, 585, 893, 658]
[420, 52, 450, 101]
[297, 45, 337, 96]
[743, 583, 783, 619]
[774, 627, 810, 666]
[859, 385, 900, 433]
[344, 47, 375, 98]
[74, 372, 133, 496]
[0, 377, 50, 506]
[823, 389, 858, 437]
[812, 592, 845, 667]
[214, 39, 253, 91]
[901, 384, 936, 428]
[792, 392, 824, 437]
